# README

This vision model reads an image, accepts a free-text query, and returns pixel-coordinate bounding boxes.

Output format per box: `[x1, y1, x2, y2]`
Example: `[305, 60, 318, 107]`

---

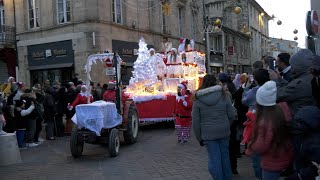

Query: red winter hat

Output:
[178, 81, 188, 89]
[179, 38, 184, 44]
[17, 82, 25, 89]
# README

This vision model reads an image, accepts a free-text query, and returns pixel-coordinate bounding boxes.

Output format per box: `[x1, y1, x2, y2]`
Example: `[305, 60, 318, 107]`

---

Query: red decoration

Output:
[104, 58, 113, 68]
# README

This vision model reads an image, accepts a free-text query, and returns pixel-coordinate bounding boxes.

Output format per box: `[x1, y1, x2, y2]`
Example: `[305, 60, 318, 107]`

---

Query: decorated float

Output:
[125, 38, 206, 123]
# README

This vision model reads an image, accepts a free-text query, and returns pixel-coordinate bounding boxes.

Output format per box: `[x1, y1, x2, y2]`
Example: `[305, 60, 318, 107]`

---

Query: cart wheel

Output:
[70, 125, 84, 158]
[109, 128, 120, 157]
[123, 105, 139, 144]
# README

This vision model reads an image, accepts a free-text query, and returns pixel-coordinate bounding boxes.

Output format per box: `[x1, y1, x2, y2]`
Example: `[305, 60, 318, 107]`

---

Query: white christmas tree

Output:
[128, 38, 158, 93]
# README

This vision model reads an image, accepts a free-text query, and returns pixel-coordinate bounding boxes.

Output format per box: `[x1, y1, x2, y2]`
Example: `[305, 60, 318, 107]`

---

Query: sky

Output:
[256, 0, 311, 48]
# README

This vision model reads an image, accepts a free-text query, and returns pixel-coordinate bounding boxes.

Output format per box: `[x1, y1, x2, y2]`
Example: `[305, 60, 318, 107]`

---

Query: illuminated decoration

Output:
[234, 6, 242, 14]
[213, 26, 220, 32]
[214, 18, 222, 26]
[294, 36, 298, 41]
[293, 29, 298, 34]
[277, 20, 282, 25]
[125, 38, 206, 102]
[260, 13, 265, 16]
[245, 31, 252, 37]
[162, 3, 172, 16]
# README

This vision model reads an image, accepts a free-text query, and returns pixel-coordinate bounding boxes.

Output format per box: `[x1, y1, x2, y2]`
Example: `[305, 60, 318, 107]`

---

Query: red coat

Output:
[174, 94, 193, 127]
[71, 93, 93, 107]
[246, 102, 294, 172]
[103, 90, 128, 104]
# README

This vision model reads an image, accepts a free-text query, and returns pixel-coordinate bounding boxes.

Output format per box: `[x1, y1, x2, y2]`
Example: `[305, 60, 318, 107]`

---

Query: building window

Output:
[191, 14, 196, 40]
[28, 0, 40, 28]
[161, 2, 167, 33]
[178, 7, 185, 37]
[0, 1, 4, 26]
[57, 0, 71, 24]
[112, 0, 122, 24]
[213, 36, 222, 52]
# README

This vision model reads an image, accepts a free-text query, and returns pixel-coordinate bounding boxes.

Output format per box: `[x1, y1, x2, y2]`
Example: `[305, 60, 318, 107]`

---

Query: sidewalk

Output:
[1, 125, 256, 180]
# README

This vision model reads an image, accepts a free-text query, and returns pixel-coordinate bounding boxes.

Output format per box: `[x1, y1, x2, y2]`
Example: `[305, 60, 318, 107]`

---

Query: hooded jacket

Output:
[275, 49, 315, 113]
[192, 85, 236, 142]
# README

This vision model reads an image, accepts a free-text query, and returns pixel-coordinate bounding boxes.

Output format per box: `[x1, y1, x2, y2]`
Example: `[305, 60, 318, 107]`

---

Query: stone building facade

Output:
[205, 0, 271, 74]
[8, 0, 204, 85]
[269, 38, 299, 58]
[0, 0, 16, 83]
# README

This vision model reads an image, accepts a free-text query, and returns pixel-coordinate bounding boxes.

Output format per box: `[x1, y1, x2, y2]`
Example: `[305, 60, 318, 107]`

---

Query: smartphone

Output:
[269, 59, 276, 71]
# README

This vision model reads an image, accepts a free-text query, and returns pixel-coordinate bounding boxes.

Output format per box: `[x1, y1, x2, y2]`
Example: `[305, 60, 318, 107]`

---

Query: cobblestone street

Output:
[1, 123, 255, 180]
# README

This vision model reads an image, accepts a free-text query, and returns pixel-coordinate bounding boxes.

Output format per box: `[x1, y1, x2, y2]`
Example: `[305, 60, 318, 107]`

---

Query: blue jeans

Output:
[251, 153, 262, 178]
[205, 138, 232, 180]
[262, 169, 281, 180]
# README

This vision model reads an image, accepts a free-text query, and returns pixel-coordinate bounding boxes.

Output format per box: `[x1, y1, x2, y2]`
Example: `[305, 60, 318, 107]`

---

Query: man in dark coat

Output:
[277, 53, 293, 82]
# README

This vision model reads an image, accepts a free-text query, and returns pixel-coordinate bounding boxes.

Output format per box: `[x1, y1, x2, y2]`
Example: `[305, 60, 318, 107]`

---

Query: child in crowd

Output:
[174, 81, 193, 143]
[15, 99, 35, 148]
[246, 81, 294, 180]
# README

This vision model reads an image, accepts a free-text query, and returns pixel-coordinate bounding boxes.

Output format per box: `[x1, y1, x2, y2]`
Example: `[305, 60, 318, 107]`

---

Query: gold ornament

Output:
[162, 3, 172, 16]
[241, 25, 249, 33]
[293, 29, 298, 34]
[234, 6, 242, 14]
[294, 36, 298, 41]
[214, 18, 222, 26]
[277, 20, 282, 25]
[213, 26, 220, 32]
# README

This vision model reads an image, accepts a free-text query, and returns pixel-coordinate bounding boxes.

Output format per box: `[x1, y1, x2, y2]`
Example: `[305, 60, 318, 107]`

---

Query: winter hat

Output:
[108, 80, 116, 85]
[178, 81, 188, 89]
[17, 82, 25, 89]
[290, 49, 314, 75]
[8, 76, 15, 82]
[81, 85, 87, 90]
[218, 73, 230, 83]
[179, 38, 185, 44]
[256, 81, 277, 106]
[171, 48, 177, 54]
[149, 48, 155, 53]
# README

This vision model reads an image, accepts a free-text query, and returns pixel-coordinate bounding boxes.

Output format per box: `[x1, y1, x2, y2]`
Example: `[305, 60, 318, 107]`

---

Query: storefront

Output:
[209, 53, 224, 75]
[27, 40, 74, 85]
[112, 39, 153, 85]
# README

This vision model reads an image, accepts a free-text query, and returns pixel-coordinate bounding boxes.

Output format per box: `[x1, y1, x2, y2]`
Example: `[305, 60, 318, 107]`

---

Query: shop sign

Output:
[227, 46, 234, 55]
[28, 40, 73, 67]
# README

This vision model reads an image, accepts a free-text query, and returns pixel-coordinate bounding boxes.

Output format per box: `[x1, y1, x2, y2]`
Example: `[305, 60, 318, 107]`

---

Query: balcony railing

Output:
[0, 25, 16, 44]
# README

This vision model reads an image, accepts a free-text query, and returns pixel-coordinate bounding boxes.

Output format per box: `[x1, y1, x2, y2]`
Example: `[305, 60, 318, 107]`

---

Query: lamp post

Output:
[202, 0, 211, 73]
[12, 0, 19, 81]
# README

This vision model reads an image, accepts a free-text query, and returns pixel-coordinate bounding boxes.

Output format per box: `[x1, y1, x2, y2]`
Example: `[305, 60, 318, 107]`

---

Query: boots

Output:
[64, 118, 72, 135]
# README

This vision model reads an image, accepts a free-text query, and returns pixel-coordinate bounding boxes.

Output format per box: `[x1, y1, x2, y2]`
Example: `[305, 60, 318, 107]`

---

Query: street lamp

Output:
[12, 0, 19, 81]
[202, 0, 211, 73]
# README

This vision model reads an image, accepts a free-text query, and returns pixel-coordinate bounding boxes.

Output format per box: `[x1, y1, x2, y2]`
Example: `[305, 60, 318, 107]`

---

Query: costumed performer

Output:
[103, 80, 127, 104]
[149, 48, 167, 81]
[174, 81, 193, 143]
[160, 36, 172, 54]
[68, 85, 93, 110]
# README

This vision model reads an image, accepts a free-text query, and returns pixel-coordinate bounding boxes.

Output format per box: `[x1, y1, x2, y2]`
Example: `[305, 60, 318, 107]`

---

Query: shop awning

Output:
[28, 63, 73, 70]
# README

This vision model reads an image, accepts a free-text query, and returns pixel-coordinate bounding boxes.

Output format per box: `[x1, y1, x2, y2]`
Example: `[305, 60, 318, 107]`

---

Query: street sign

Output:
[306, 10, 319, 36]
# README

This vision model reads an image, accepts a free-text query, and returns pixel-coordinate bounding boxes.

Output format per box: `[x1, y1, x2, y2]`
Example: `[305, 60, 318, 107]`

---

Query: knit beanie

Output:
[290, 49, 314, 75]
[256, 81, 277, 106]
[218, 73, 230, 83]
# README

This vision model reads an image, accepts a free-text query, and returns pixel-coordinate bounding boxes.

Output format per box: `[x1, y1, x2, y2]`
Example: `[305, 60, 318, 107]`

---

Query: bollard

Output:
[0, 133, 22, 166]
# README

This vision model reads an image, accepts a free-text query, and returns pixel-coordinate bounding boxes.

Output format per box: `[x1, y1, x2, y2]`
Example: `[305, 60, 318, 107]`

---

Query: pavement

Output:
[1, 122, 256, 180]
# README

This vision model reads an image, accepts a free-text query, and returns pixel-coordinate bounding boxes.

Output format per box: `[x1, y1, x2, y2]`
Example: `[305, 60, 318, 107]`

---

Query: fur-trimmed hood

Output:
[196, 85, 224, 106]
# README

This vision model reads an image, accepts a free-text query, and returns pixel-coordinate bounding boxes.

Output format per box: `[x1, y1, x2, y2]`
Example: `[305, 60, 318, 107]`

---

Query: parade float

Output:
[125, 38, 206, 123]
